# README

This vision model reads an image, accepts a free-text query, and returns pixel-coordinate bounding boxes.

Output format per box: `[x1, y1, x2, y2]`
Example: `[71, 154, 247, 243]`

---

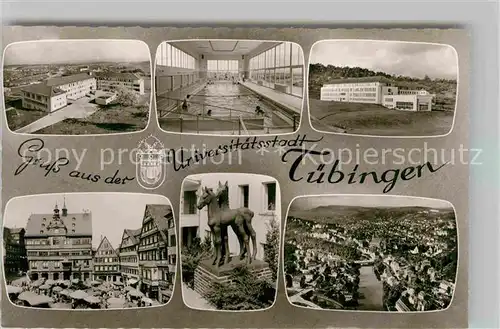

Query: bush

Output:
[115, 86, 140, 107]
[204, 265, 276, 310]
[263, 216, 280, 281]
[181, 236, 212, 288]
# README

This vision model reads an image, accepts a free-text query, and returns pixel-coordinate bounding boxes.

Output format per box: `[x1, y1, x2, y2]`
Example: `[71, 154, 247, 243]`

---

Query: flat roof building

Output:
[21, 71, 144, 113]
[95, 72, 145, 95]
[320, 76, 435, 112]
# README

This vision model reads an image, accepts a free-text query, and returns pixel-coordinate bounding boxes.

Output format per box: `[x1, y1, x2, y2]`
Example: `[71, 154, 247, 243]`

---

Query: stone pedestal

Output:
[194, 258, 273, 297]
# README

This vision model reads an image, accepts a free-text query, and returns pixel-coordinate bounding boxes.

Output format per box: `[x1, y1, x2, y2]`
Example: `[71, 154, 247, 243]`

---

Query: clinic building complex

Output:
[21, 71, 145, 113]
[320, 76, 435, 112]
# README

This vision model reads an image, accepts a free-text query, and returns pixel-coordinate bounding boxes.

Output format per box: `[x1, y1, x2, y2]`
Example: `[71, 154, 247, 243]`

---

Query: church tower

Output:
[62, 196, 68, 217]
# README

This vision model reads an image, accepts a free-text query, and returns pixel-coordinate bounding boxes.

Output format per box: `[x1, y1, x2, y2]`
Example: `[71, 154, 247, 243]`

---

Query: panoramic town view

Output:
[3, 40, 151, 134]
[4, 194, 176, 309]
[284, 195, 457, 312]
[308, 40, 458, 136]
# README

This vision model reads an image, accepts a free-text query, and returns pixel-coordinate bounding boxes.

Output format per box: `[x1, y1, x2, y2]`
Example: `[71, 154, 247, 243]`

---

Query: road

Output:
[357, 266, 384, 311]
[15, 97, 98, 134]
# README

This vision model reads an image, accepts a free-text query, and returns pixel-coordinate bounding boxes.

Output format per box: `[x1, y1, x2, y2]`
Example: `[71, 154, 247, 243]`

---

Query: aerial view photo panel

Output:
[284, 195, 458, 312]
[3, 39, 152, 135]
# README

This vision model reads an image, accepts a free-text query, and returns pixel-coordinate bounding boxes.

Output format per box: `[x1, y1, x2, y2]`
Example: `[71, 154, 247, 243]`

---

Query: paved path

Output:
[182, 283, 216, 310]
[288, 288, 323, 309]
[15, 97, 98, 134]
[357, 266, 384, 311]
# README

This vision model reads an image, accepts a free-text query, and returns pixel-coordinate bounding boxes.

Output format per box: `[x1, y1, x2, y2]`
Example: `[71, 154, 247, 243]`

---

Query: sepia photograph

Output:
[3, 40, 151, 135]
[284, 195, 457, 312]
[308, 40, 458, 136]
[3, 193, 176, 309]
[155, 40, 304, 135]
[180, 173, 281, 311]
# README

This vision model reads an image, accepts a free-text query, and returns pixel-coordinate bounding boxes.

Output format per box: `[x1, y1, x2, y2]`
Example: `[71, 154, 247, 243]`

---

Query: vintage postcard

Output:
[1, 26, 469, 329]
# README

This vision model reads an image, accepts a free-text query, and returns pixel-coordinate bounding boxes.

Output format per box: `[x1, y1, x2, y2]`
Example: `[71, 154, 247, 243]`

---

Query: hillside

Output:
[288, 205, 454, 224]
[308, 64, 457, 112]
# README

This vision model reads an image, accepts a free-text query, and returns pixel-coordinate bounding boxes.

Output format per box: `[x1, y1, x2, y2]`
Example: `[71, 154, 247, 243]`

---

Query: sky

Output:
[290, 195, 453, 211]
[310, 40, 458, 80]
[4, 40, 151, 65]
[4, 193, 170, 249]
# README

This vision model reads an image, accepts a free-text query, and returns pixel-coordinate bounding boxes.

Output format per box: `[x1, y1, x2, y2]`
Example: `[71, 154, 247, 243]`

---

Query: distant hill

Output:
[288, 204, 454, 223]
[308, 64, 457, 111]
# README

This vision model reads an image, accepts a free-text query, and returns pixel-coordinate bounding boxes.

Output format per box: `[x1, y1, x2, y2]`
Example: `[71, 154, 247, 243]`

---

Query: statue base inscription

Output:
[194, 257, 273, 297]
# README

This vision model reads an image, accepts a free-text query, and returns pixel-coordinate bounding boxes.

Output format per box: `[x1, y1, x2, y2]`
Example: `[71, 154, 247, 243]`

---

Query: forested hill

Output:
[308, 64, 457, 110]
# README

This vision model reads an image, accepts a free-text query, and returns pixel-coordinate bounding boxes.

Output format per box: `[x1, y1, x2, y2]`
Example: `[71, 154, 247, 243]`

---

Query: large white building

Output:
[46, 73, 98, 101]
[320, 76, 435, 112]
[180, 174, 280, 261]
[95, 72, 145, 95]
[21, 71, 145, 113]
[21, 84, 68, 112]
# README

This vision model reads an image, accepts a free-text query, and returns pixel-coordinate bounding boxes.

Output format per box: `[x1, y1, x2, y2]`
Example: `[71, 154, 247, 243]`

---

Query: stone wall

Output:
[193, 259, 273, 297]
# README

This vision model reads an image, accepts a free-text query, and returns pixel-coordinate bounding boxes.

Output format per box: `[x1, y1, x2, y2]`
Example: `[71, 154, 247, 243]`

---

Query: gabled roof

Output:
[21, 83, 66, 97]
[140, 204, 173, 243]
[46, 73, 95, 86]
[10, 228, 25, 234]
[94, 236, 118, 257]
[120, 228, 142, 247]
[25, 212, 92, 237]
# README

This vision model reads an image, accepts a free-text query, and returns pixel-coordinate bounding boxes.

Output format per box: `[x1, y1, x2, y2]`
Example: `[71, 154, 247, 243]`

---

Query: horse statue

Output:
[215, 181, 257, 263]
[196, 182, 256, 268]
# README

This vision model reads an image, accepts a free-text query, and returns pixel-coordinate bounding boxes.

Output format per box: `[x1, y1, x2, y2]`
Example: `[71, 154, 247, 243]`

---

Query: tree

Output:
[181, 237, 212, 288]
[263, 216, 280, 282]
[284, 243, 298, 275]
[300, 275, 306, 288]
[115, 86, 140, 107]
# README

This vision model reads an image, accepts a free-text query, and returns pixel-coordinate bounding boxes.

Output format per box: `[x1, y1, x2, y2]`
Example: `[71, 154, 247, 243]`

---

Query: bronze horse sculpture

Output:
[196, 181, 257, 268]
[215, 181, 257, 262]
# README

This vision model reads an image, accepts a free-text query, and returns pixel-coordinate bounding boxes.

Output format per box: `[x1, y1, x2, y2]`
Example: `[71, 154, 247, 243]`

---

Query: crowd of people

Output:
[6, 276, 160, 309]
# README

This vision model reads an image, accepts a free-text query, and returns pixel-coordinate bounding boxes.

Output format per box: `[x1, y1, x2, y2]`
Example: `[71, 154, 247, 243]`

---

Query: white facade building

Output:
[21, 72, 96, 112]
[46, 73, 97, 101]
[180, 174, 280, 261]
[95, 72, 145, 95]
[21, 84, 68, 112]
[320, 76, 435, 112]
[21, 71, 145, 113]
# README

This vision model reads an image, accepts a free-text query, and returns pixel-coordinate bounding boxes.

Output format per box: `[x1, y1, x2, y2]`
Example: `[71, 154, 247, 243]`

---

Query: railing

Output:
[238, 115, 249, 135]
[157, 96, 298, 134]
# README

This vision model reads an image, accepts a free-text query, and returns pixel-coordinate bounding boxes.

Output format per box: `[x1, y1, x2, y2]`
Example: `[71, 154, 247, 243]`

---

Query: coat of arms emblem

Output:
[136, 135, 167, 189]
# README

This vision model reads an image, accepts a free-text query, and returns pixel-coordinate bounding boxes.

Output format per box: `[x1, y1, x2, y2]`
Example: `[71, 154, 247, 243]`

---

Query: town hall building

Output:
[24, 200, 93, 281]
